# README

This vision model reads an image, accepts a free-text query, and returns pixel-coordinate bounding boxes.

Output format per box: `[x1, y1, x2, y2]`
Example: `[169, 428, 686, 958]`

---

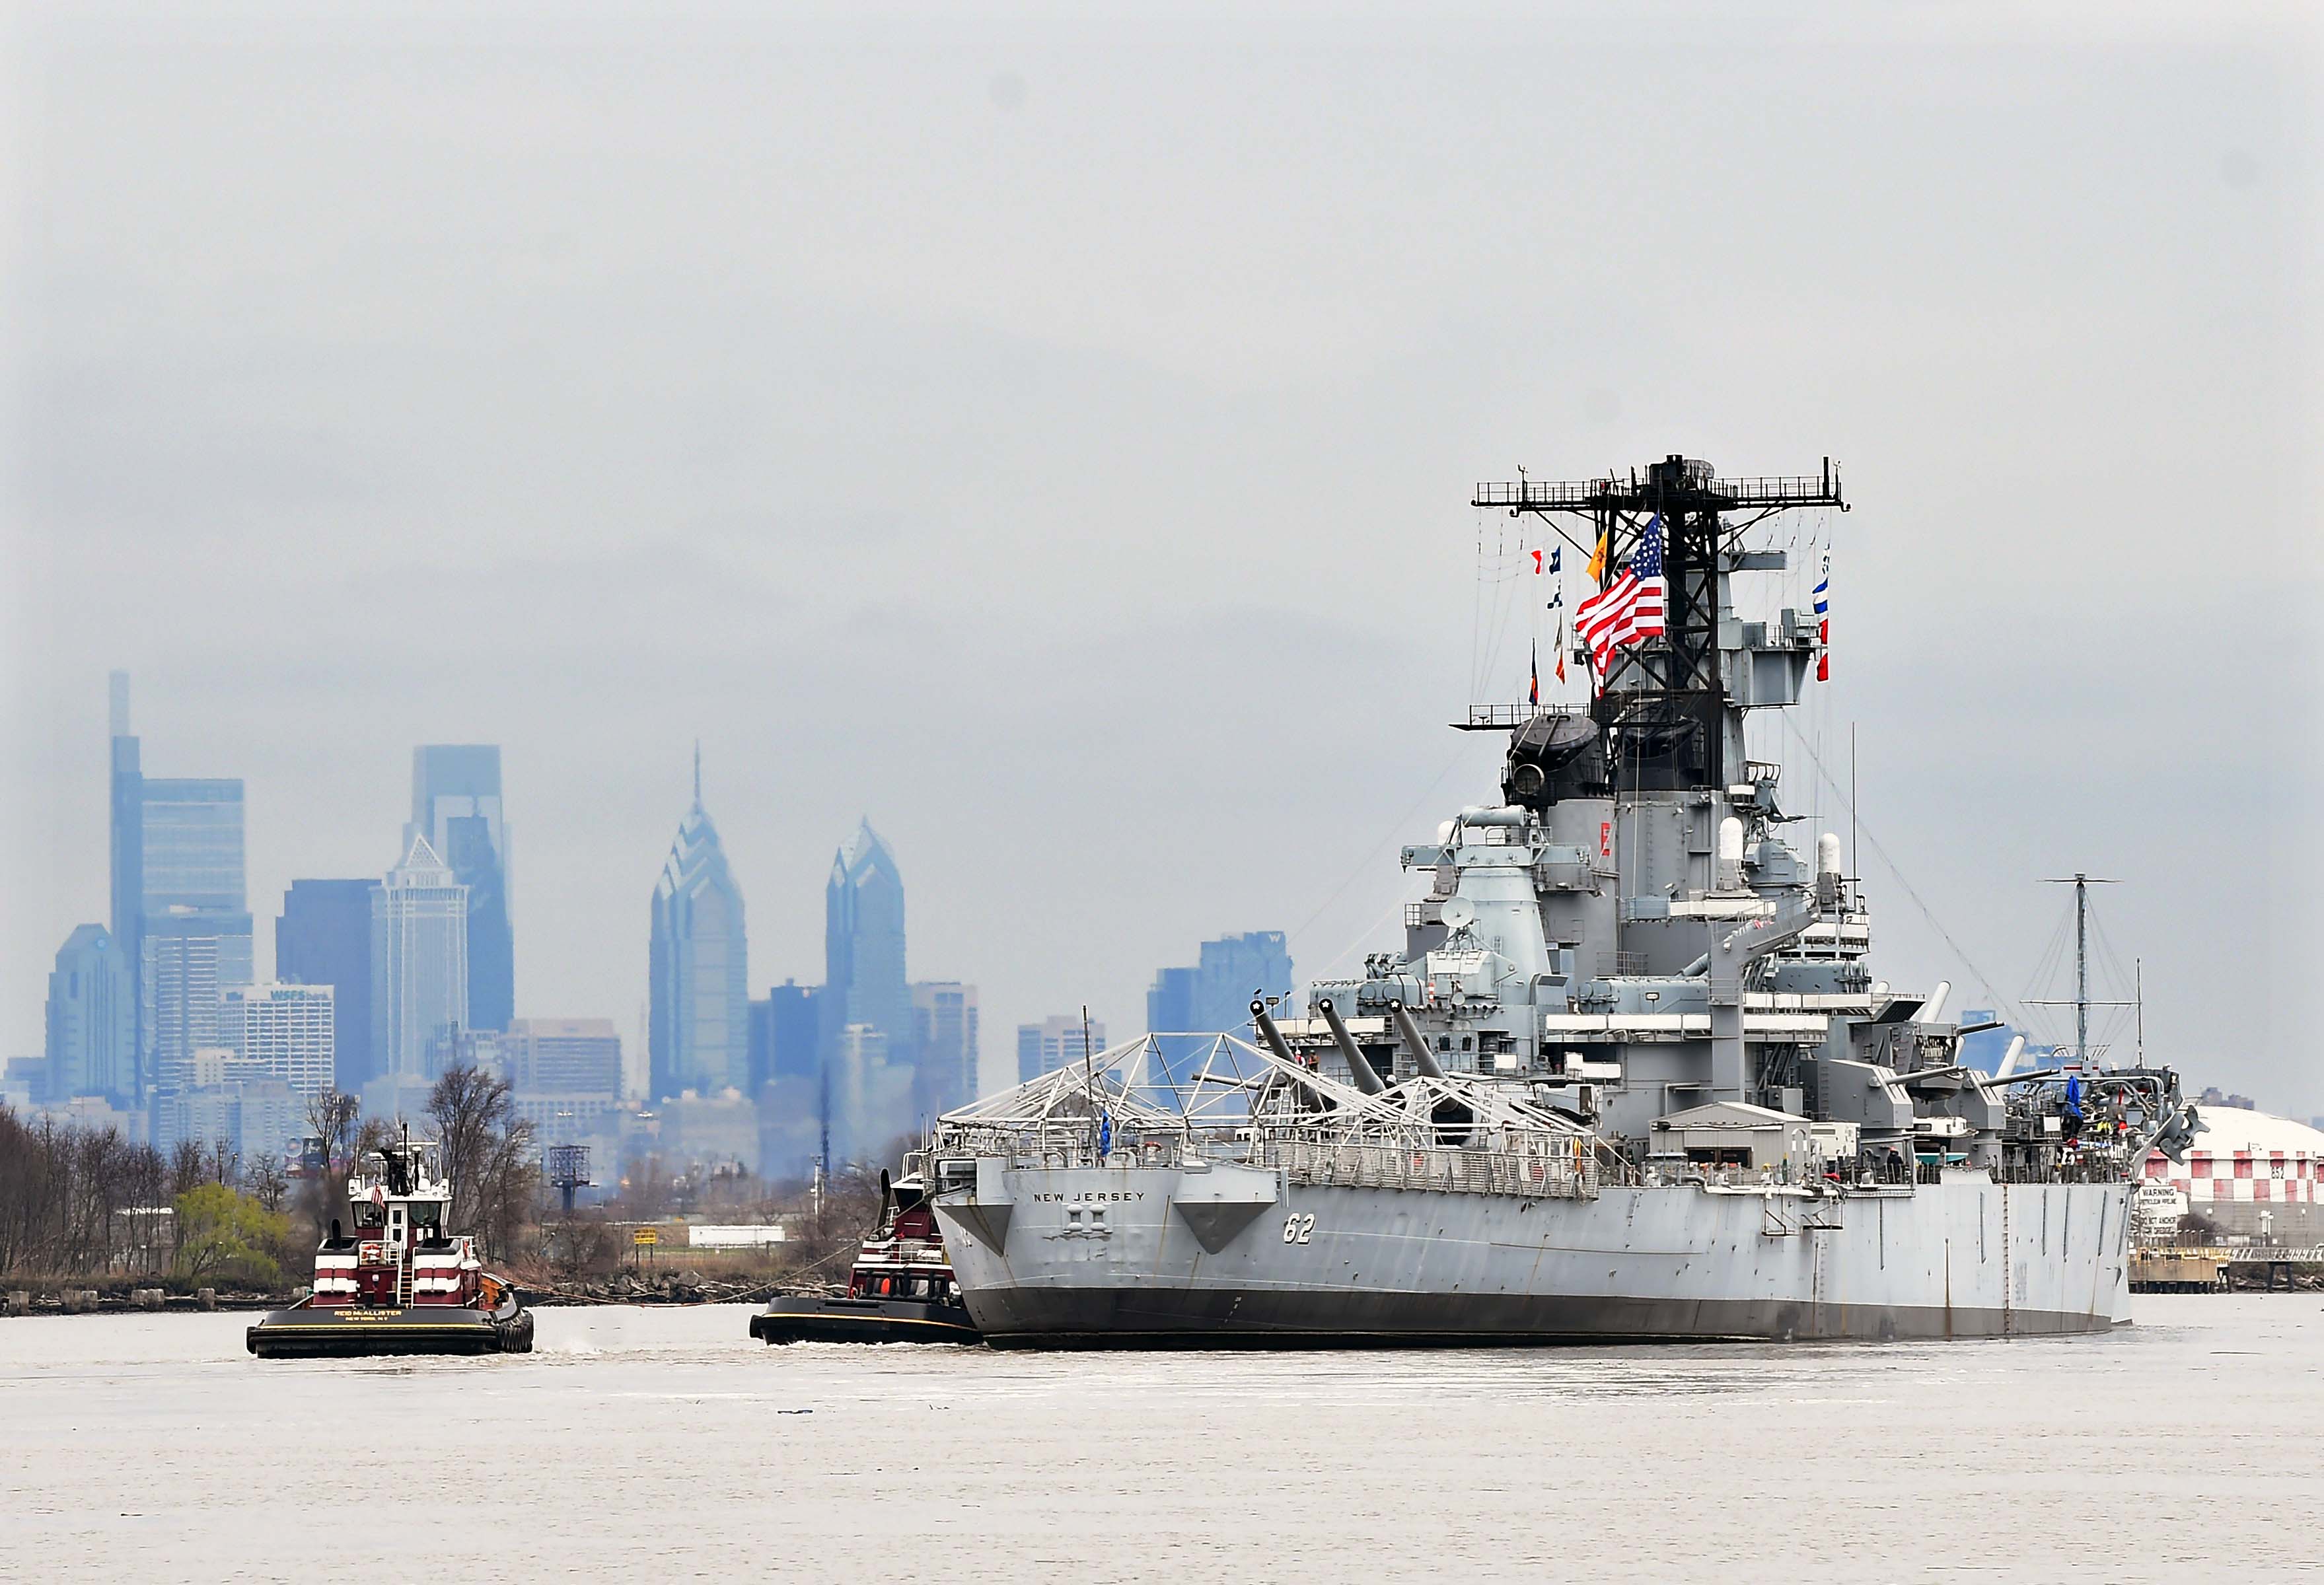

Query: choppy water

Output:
[3, 1295, 2318, 1582]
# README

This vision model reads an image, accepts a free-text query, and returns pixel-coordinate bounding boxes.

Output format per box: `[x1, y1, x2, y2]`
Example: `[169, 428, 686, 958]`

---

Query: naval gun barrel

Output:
[1388, 1002, 1447, 1081]
[1250, 999, 1300, 1065]
[1317, 999, 1388, 1095]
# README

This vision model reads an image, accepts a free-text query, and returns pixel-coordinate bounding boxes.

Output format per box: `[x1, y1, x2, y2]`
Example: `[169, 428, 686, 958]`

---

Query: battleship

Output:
[929, 453, 2197, 1347]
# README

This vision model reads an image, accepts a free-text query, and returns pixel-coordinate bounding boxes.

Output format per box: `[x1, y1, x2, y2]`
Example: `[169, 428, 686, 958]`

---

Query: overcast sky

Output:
[4, 3, 2317, 1113]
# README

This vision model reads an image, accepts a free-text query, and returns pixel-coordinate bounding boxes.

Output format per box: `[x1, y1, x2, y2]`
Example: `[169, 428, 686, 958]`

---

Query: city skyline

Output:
[5, 9, 2314, 1120]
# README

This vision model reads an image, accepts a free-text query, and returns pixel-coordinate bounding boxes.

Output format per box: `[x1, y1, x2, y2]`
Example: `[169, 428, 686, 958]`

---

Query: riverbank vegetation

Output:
[2, 1065, 890, 1301]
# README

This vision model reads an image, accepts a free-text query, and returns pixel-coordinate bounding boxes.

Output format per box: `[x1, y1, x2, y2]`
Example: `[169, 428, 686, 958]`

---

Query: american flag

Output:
[1813, 555, 1831, 682]
[1575, 514, 1666, 681]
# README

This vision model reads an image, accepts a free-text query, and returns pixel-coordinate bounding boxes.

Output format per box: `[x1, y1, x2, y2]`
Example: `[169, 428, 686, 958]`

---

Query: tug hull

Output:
[749, 1294, 978, 1345]
[247, 1296, 534, 1358]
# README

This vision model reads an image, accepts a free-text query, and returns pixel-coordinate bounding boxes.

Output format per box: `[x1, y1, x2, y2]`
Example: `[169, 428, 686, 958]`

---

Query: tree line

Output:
[0, 1065, 537, 1285]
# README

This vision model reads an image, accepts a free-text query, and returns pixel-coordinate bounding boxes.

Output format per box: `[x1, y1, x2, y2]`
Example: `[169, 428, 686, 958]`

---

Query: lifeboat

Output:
[751, 1167, 978, 1345]
[248, 1131, 534, 1358]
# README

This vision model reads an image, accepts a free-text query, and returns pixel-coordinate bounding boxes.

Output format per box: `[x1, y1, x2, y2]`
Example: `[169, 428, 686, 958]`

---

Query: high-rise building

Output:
[144, 908, 256, 1097]
[647, 750, 748, 1098]
[277, 878, 380, 1092]
[223, 983, 336, 1098]
[824, 820, 910, 1067]
[911, 981, 980, 1114]
[141, 777, 247, 915]
[1018, 1014, 1106, 1083]
[502, 1018, 623, 1095]
[151, 1045, 303, 1164]
[106, 674, 254, 1107]
[107, 673, 143, 1094]
[749, 979, 822, 1093]
[1147, 931, 1293, 1076]
[44, 924, 135, 1104]
[768, 981, 822, 1081]
[830, 1022, 914, 1165]
[408, 746, 513, 1032]
[372, 833, 469, 1083]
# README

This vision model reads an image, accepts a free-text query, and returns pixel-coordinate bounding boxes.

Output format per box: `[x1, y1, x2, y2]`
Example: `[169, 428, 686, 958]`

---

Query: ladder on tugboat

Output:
[395, 1255, 412, 1308]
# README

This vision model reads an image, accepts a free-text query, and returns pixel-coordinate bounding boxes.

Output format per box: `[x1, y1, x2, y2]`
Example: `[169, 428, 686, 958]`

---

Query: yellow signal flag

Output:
[1585, 530, 1609, 585]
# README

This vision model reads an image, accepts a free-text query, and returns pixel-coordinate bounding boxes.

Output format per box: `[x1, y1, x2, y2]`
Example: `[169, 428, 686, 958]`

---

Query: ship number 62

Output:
[1282, 1213, 1315, 1244]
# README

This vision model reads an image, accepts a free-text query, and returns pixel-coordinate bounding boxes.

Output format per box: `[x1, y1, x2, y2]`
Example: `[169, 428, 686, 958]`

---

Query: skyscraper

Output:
[750, 979, 822, 1092]
[824, 820, 909, 1062]
[372, 833, 469, 1084]
[1147, 931, 1294, 1075]
[910, 981, 980, 1115]
[501, 1018, 623, 1095]
[647, 750, 748, 1098]
[45, 924, 135, 1104]
[139, 775, 256, 1096]
[144, 913, 255, 1096]
[277, 878, 381, 1091]
[108, 674, 254, 1106]
[1018, 1014, 1106, 1083]
[107, 672, 142, 1094]
[223, 983, 337, 1099]
[408, 746, 513, 1032]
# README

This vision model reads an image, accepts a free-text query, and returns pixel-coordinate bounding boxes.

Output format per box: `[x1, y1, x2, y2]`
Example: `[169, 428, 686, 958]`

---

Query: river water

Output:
[3, 1294, 2317, 1582]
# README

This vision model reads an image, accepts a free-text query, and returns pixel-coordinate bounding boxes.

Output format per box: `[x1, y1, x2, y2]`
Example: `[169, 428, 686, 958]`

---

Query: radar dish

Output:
[1440, 897, 1475, 930]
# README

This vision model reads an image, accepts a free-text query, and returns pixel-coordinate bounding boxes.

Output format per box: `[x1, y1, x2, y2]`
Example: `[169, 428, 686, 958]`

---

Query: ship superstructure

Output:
[928, 454, 2194, 1346]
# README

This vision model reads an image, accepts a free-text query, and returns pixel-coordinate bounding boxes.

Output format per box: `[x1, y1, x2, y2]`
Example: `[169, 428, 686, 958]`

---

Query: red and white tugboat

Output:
[751, 1165, 978, 1344]
[248, 1131, 534, 1358]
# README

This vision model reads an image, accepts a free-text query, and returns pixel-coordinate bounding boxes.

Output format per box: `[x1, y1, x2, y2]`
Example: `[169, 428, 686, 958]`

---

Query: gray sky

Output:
[5, 3, 2318, 1112]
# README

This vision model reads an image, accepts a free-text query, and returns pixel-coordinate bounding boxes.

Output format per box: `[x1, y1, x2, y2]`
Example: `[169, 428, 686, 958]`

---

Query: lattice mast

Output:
[1473, 455, 1843, 785]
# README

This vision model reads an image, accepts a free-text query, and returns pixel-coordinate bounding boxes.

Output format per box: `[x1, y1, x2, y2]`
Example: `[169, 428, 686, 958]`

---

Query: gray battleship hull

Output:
[937, 1165, 2133, 1347]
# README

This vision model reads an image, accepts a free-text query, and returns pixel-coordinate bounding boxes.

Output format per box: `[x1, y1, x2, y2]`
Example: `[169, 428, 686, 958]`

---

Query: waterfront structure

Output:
[373, 834, 470, 1084]
[824, 820, 910, 1071]
[1015, 1014, 1105, 1083]
[408, 746, 514, 1032]
[502, 1018, 622, 1094]
[911, 981, 980, 1114]
[223, 983, 336, 1098]
[277, 878, 380, 1090]
[647, 752, 749, 1099]
[2139, 1108, 2324, 1244]
[44, 925, 135, 1104]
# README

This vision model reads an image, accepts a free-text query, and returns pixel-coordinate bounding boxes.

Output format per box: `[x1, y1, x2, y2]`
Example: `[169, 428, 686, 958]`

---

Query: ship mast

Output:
[1471, 456, 1844, 784]
[2037, 873, 2119, 1069]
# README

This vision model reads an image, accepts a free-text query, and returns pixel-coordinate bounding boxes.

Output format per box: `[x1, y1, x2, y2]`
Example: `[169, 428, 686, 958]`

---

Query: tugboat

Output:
[247, 1131, 534, 1358]
[750, 1161, 978, 1344]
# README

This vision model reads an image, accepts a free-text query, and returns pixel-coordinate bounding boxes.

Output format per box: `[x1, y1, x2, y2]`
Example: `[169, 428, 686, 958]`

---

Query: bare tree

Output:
[427, 1066, 536, 1259]
[168, 1140, 207, 1200]
[297, 1089, 362, 1244]
[245, 1153, 289, 1214]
